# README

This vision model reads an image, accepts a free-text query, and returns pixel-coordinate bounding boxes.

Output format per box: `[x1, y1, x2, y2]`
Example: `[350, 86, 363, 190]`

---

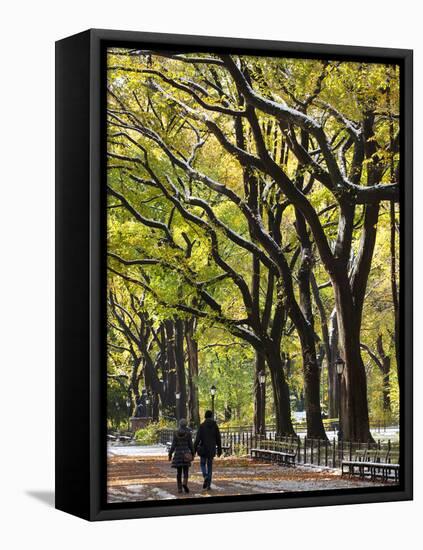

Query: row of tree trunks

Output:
[236, 93, 296, 438]
[109, 311, 200, 424]
[164, 318, 200, 424]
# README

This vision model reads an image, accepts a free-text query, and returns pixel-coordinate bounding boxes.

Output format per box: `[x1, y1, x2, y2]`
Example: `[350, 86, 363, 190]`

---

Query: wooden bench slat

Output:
[250, 444, 297, 467]
[341, 456, 400, 482]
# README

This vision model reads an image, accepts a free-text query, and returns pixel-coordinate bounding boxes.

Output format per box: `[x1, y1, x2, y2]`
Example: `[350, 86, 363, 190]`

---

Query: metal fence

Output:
[211, 420, 398, 435]
[157, 428, 399, 470]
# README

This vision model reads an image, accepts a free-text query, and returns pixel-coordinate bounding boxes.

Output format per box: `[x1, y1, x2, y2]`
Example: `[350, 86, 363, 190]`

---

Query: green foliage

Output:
[135, 419, 175, 445]
[107, 380, 131, 430]
[106, 48, 400, 431]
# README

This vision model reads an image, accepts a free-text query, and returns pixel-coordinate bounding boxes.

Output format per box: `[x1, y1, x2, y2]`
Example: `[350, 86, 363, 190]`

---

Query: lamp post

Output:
[316, 348, 323, 407]
[115, 401, 120, 430]
[145, 395, 151, 419]
[126, 397, 131, 431]
[336, 354, 345, 441]
[258, 371, 266, 435]
[175, 391, 181, 421]
[210, 385, 217, 418]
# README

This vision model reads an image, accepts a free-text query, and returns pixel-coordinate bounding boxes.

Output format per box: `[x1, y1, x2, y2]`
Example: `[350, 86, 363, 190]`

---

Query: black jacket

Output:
[169, 428, 194, 468]
[194, 418, 222, 458]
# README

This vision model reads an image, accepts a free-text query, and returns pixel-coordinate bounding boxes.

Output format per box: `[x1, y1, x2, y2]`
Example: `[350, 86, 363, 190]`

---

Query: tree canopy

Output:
[106, 49, 399, 441]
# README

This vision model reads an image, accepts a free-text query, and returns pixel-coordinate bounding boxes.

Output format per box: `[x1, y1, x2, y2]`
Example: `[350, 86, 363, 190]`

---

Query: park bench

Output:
[221, 444, 231, 456]
[250, 439, 297, 466]
[109, 431, 133, 443]
[341, 448, 399, 482]
[108, 430, 133, 442]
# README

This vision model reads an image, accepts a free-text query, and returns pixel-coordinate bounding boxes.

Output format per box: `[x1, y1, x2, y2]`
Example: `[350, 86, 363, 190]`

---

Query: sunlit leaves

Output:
[106, 48, 400, 423]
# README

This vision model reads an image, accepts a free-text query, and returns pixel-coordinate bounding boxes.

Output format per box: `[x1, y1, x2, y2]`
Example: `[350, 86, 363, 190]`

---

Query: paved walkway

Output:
[107, 446, 395, 503]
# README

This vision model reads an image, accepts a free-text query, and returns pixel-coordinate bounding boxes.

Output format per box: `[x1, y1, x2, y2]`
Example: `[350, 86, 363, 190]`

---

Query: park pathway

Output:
[107, 445, 393, 503]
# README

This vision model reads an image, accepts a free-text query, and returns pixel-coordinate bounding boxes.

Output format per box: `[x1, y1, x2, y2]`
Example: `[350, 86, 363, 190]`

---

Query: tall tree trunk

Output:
[152, 392, 160, 421]
[382, 368, 391, 413]
[387, 71, 400, 381]
[164, 320, 177, 418]
[328, 309, 339, 419]
[139, 332, 164, 409]
[185, 318, 200, 428]
[297, 322, 327, 439]
[174, 318, 187, 420]
[361, 335, 392, 417]
[333, 277, 373, 442]
[376, 334, 392, 414]
[130, 356, 142, 415]
[390, 202, 400, 380]
[251, 252, 266, 435]
[235, 97, 294, 439]
[328, 111, 381, 444]
[265, 341, 296, 436]
[290, 236, 327, 437]
[310, 273, 332, 417]
[292, 129, 326, 440]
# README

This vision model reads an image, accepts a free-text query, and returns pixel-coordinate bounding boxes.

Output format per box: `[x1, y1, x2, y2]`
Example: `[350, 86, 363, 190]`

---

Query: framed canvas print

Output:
[55, 29, 413, 521]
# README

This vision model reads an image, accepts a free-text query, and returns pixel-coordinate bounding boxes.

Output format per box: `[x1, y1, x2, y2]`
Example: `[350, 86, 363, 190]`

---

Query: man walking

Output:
[194, 410, 222, 490]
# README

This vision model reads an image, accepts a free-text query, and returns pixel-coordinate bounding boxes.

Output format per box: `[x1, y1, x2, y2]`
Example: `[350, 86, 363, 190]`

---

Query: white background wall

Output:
[0, 1, 420, 547]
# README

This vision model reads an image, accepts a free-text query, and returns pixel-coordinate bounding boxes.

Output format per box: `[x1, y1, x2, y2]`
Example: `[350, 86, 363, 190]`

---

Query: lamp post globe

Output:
[210, 385, 217, 418]
[175, 391, 181, 421]
[336, 355, 345, 376]
[125, 398, 131, 430]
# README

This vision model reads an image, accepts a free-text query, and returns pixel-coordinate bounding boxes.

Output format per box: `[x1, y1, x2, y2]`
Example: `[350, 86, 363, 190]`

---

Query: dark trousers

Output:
[176, 465, 189, 486]
[200, 457, 213, 484]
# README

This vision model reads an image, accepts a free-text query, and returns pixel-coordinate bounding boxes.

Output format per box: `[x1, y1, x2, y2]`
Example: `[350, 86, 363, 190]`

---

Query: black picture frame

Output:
[55, 28, 413, 521]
